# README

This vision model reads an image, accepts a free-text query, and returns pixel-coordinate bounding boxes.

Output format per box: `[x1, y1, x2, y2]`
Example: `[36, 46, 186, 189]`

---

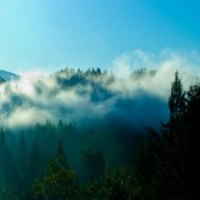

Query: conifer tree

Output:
[18, 131, 28, 186]
[28, 139, 41, 184]
[81, 148, 105, 182]
[168, 70, 185, 122]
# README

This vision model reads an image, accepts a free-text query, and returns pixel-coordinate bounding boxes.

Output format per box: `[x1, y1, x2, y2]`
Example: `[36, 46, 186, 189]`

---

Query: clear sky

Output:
[0, 0, 200, 73]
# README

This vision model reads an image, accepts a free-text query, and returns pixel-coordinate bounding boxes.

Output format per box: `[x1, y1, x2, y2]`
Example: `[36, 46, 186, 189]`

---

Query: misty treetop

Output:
[0, 66, 189, 129]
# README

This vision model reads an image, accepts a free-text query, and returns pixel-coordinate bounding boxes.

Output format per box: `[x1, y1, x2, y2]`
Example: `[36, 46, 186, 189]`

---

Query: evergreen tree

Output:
[168, 70, 185, 121]
[56, 140, 65, 157]
[82, 167, 141, 200]
[18, 131, 28, 187]
[32, 156, 79, 200]
[81, 148, 105, 182]
[56, 140, 68, 167]
[136, 71, 188, 200]
[0, 129, 20, 194]
[183, 83, 200, 198]
[28, 139, 41, 184]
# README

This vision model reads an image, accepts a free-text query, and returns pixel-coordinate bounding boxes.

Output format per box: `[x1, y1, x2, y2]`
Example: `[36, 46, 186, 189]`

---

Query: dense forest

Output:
[0, 69, 200, 199]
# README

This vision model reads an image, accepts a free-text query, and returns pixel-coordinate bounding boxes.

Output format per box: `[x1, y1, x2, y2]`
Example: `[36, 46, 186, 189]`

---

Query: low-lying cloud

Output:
[0, 50, 199, 130]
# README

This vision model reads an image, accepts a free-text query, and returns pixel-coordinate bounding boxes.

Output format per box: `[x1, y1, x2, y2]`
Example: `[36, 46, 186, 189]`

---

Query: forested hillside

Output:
[0, 69, 199, 199]
[0, 67, 169, 129]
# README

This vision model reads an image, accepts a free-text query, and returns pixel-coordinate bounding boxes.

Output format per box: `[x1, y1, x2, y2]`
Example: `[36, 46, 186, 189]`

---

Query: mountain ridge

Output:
[0, 70, 20, 81]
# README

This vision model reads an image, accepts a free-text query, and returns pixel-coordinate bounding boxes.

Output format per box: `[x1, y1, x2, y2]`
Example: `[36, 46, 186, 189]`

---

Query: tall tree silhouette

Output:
[168, 70, 185, 122]
[28, 139, 41, 184]
[184, 83, 200, 198]
[0, 129, 19, 192]
[81, 148, 105, 182]
[136, 71, 188, 200]
[18, 131, 28, 187]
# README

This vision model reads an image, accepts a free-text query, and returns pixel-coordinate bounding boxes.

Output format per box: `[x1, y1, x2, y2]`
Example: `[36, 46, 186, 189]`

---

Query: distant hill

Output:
[0, 70, 20, 81]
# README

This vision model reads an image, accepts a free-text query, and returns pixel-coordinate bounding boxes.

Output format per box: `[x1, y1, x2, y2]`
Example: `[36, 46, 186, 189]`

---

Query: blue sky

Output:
[0, 0, 200, 73]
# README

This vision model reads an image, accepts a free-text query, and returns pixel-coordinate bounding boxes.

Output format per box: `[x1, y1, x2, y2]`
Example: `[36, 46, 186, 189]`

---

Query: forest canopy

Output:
[0, 68, 200, 199]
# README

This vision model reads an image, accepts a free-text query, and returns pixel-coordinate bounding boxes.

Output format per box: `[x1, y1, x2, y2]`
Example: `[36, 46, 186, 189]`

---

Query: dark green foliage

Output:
[0, 180, 17, 200]
[31, 156, 79, 200]
[0, 129, 19, 189]
[183, 83, 200, 198]
[81, 148, 105, 182]
[136, 71, 200, 200]
[0, 129, 20, 196]
[28, 139, 41, 184]
[82, 167, 141, 200]
[56, 140, 65, 157]
[1, 70, 200, 199]
[17, 131, 28, 188]
[168, 70, 186, 121]
[0, 121, 133, 199]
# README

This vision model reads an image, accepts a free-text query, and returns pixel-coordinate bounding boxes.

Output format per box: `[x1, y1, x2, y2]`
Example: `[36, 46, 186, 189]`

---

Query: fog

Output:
[0, 50, 199, 129]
